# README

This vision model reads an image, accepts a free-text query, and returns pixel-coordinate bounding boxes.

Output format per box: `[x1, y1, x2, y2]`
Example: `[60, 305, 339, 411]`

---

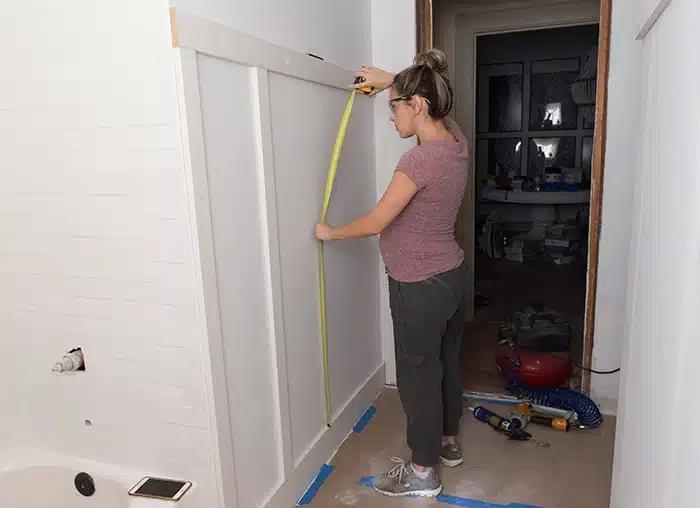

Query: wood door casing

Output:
[581, 0, 611, 394]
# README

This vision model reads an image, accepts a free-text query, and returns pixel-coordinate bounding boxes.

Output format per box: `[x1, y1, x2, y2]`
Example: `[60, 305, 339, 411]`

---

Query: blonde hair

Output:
[392, 49, 453, 118]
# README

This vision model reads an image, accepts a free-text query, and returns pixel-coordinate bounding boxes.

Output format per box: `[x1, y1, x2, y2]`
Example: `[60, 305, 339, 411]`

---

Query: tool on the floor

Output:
[469, 406, 531, 440]
[529, 403, 575, 421]
[511, 387, 603, 429]
[494, 304, 604, 429]
[531, 414, 571, 432]
[509, 402, 532, 429]
[496, 304, 573, 389]
[513, 402, 570, 432]
[470, 406, 551, 448]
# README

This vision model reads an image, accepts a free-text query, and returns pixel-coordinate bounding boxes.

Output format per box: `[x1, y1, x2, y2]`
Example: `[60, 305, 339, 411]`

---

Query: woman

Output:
[316, 49, 468, 498]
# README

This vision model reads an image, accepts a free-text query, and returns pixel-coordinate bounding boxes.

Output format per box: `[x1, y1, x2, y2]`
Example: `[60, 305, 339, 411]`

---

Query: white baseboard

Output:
[596, 396, 618, 417]
[264, 363, 385, 508]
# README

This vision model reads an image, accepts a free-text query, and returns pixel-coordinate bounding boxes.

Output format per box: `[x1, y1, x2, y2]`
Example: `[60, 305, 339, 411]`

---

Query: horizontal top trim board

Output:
[170, 8, 352, 91]
[451, 0, 599, 15]
[457, 9, 599, 36]
[636, 0, 673, 40]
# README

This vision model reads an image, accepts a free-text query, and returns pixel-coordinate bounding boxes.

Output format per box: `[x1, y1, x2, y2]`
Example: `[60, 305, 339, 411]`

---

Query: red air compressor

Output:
[495, 305, 572, 388]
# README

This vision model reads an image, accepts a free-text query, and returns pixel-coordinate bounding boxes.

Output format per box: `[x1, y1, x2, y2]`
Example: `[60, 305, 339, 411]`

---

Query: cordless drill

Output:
[469, 406, 532, 441]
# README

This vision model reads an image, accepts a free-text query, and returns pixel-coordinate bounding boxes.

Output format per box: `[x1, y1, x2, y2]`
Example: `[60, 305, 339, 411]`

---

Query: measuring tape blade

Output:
[318, 90, 357, 426]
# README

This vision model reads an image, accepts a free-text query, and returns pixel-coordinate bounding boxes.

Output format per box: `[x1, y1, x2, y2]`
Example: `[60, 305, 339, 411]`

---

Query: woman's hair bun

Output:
[392, 48, 453, 118]
[413, 49, 448, 75]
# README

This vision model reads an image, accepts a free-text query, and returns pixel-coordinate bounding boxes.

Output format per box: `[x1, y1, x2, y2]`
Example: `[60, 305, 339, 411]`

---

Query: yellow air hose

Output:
[318, 89, 357, 426]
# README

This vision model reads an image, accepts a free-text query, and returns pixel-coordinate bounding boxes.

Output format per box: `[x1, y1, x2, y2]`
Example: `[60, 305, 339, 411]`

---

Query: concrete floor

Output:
[309, 389, 615, 508]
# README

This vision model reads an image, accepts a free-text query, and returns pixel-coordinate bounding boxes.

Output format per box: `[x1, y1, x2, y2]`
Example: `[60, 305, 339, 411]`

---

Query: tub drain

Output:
[74, 472, 95, 497]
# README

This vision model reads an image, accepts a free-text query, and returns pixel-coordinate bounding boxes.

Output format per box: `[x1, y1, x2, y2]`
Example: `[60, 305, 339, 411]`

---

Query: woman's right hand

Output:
[351, 66, 394, 97]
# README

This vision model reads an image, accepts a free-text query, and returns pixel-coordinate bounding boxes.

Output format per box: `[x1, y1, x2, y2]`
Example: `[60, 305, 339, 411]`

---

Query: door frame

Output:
[421, 0, 612, 394]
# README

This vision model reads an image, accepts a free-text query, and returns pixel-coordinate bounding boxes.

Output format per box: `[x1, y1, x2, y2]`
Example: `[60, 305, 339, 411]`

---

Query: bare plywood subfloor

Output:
[308, 389, 614, 508]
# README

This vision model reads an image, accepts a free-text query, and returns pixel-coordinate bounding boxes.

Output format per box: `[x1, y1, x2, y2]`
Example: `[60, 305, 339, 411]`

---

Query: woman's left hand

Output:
[315, 222, 334, 241]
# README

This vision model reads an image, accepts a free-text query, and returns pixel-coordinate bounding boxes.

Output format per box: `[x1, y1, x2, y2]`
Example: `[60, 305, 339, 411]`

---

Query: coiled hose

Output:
[504, 367, 603, 428]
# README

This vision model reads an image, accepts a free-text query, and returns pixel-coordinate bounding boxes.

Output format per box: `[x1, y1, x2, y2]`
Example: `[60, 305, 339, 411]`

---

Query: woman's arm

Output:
[350, 66, 394, 97]
[316, 171, 417, 241]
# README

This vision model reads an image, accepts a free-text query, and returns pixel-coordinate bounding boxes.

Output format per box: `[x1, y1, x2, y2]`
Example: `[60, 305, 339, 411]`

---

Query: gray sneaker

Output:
[440, 442, 464, 467]
[372, 458, 442, 498]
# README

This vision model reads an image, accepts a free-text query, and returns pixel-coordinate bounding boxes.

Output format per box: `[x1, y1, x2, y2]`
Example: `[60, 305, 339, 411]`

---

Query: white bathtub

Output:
[0, 454, 199, 508]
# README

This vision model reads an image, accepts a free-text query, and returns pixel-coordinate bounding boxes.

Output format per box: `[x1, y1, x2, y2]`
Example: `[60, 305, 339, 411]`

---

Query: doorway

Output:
[429, 0, 610, 397]
[464, 24, 598, 394]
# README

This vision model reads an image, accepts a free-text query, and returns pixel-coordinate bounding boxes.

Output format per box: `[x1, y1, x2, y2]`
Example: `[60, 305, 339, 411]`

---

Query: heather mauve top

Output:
[379, 118, 468, 282]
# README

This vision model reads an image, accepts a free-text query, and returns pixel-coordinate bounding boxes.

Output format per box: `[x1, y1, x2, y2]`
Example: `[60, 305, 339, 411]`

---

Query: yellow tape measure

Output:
[318, 89, 358, 426]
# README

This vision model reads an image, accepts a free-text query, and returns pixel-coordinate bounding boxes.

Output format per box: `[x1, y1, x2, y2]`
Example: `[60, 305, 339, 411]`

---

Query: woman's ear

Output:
[410, 96, 428, 117]
[406, 96, 417, 115]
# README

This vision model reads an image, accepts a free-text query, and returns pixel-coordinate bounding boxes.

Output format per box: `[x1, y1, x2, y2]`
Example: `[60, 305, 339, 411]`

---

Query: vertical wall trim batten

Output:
[251, 66, 296, 480]
[174, 47, 239, 508]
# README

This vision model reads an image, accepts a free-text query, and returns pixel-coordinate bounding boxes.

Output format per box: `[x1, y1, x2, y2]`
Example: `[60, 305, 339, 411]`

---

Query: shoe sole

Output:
[440, 456, 464, 468]
[373, 485, 443, 498]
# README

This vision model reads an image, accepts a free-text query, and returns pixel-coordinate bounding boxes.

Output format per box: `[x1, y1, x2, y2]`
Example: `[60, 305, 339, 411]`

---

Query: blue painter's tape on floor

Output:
[437, 494, 541, 507]
[297, 464, 335, 505]
[359, 476, 540, 507]
[359, 476, 374, 488]
[353, 404, 377, 433]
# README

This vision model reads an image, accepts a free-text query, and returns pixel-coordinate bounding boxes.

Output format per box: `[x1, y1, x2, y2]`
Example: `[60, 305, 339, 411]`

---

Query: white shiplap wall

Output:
[0, 1, 217, 504]
[1, 1, 384, 507]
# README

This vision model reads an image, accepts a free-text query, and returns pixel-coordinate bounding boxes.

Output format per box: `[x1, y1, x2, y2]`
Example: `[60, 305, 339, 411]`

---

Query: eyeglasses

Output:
[389, 96, 410, 114]
[389, 95, 430, 114]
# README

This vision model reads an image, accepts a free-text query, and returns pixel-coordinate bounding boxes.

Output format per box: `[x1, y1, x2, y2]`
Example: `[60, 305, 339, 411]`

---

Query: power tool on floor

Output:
[509, 402, 531, 429]
[469, 406, 532, 441]
[496, 303, 573, 388]
[511, 402, 571, 432]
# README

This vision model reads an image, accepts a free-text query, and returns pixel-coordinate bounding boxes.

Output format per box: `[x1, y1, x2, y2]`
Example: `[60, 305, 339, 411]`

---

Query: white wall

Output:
[171, 0, 371, 68]
[589, 0, 642, 414]
[611, 1, 699, 506]
[172, 4, 384, 508]
[0, 1, 218, 504]
[370, 0, 417, 384]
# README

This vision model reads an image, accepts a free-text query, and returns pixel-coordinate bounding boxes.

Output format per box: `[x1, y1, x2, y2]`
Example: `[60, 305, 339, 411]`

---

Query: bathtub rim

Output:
[0, 450, 200, 502]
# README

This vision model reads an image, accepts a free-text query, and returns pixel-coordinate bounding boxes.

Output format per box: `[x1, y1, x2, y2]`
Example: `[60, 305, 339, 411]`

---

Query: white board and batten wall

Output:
[171, 7, 384, 508]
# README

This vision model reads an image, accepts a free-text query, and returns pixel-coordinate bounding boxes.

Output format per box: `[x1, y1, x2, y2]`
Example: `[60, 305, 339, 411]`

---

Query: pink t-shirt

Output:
[379, 118, 468, 282]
